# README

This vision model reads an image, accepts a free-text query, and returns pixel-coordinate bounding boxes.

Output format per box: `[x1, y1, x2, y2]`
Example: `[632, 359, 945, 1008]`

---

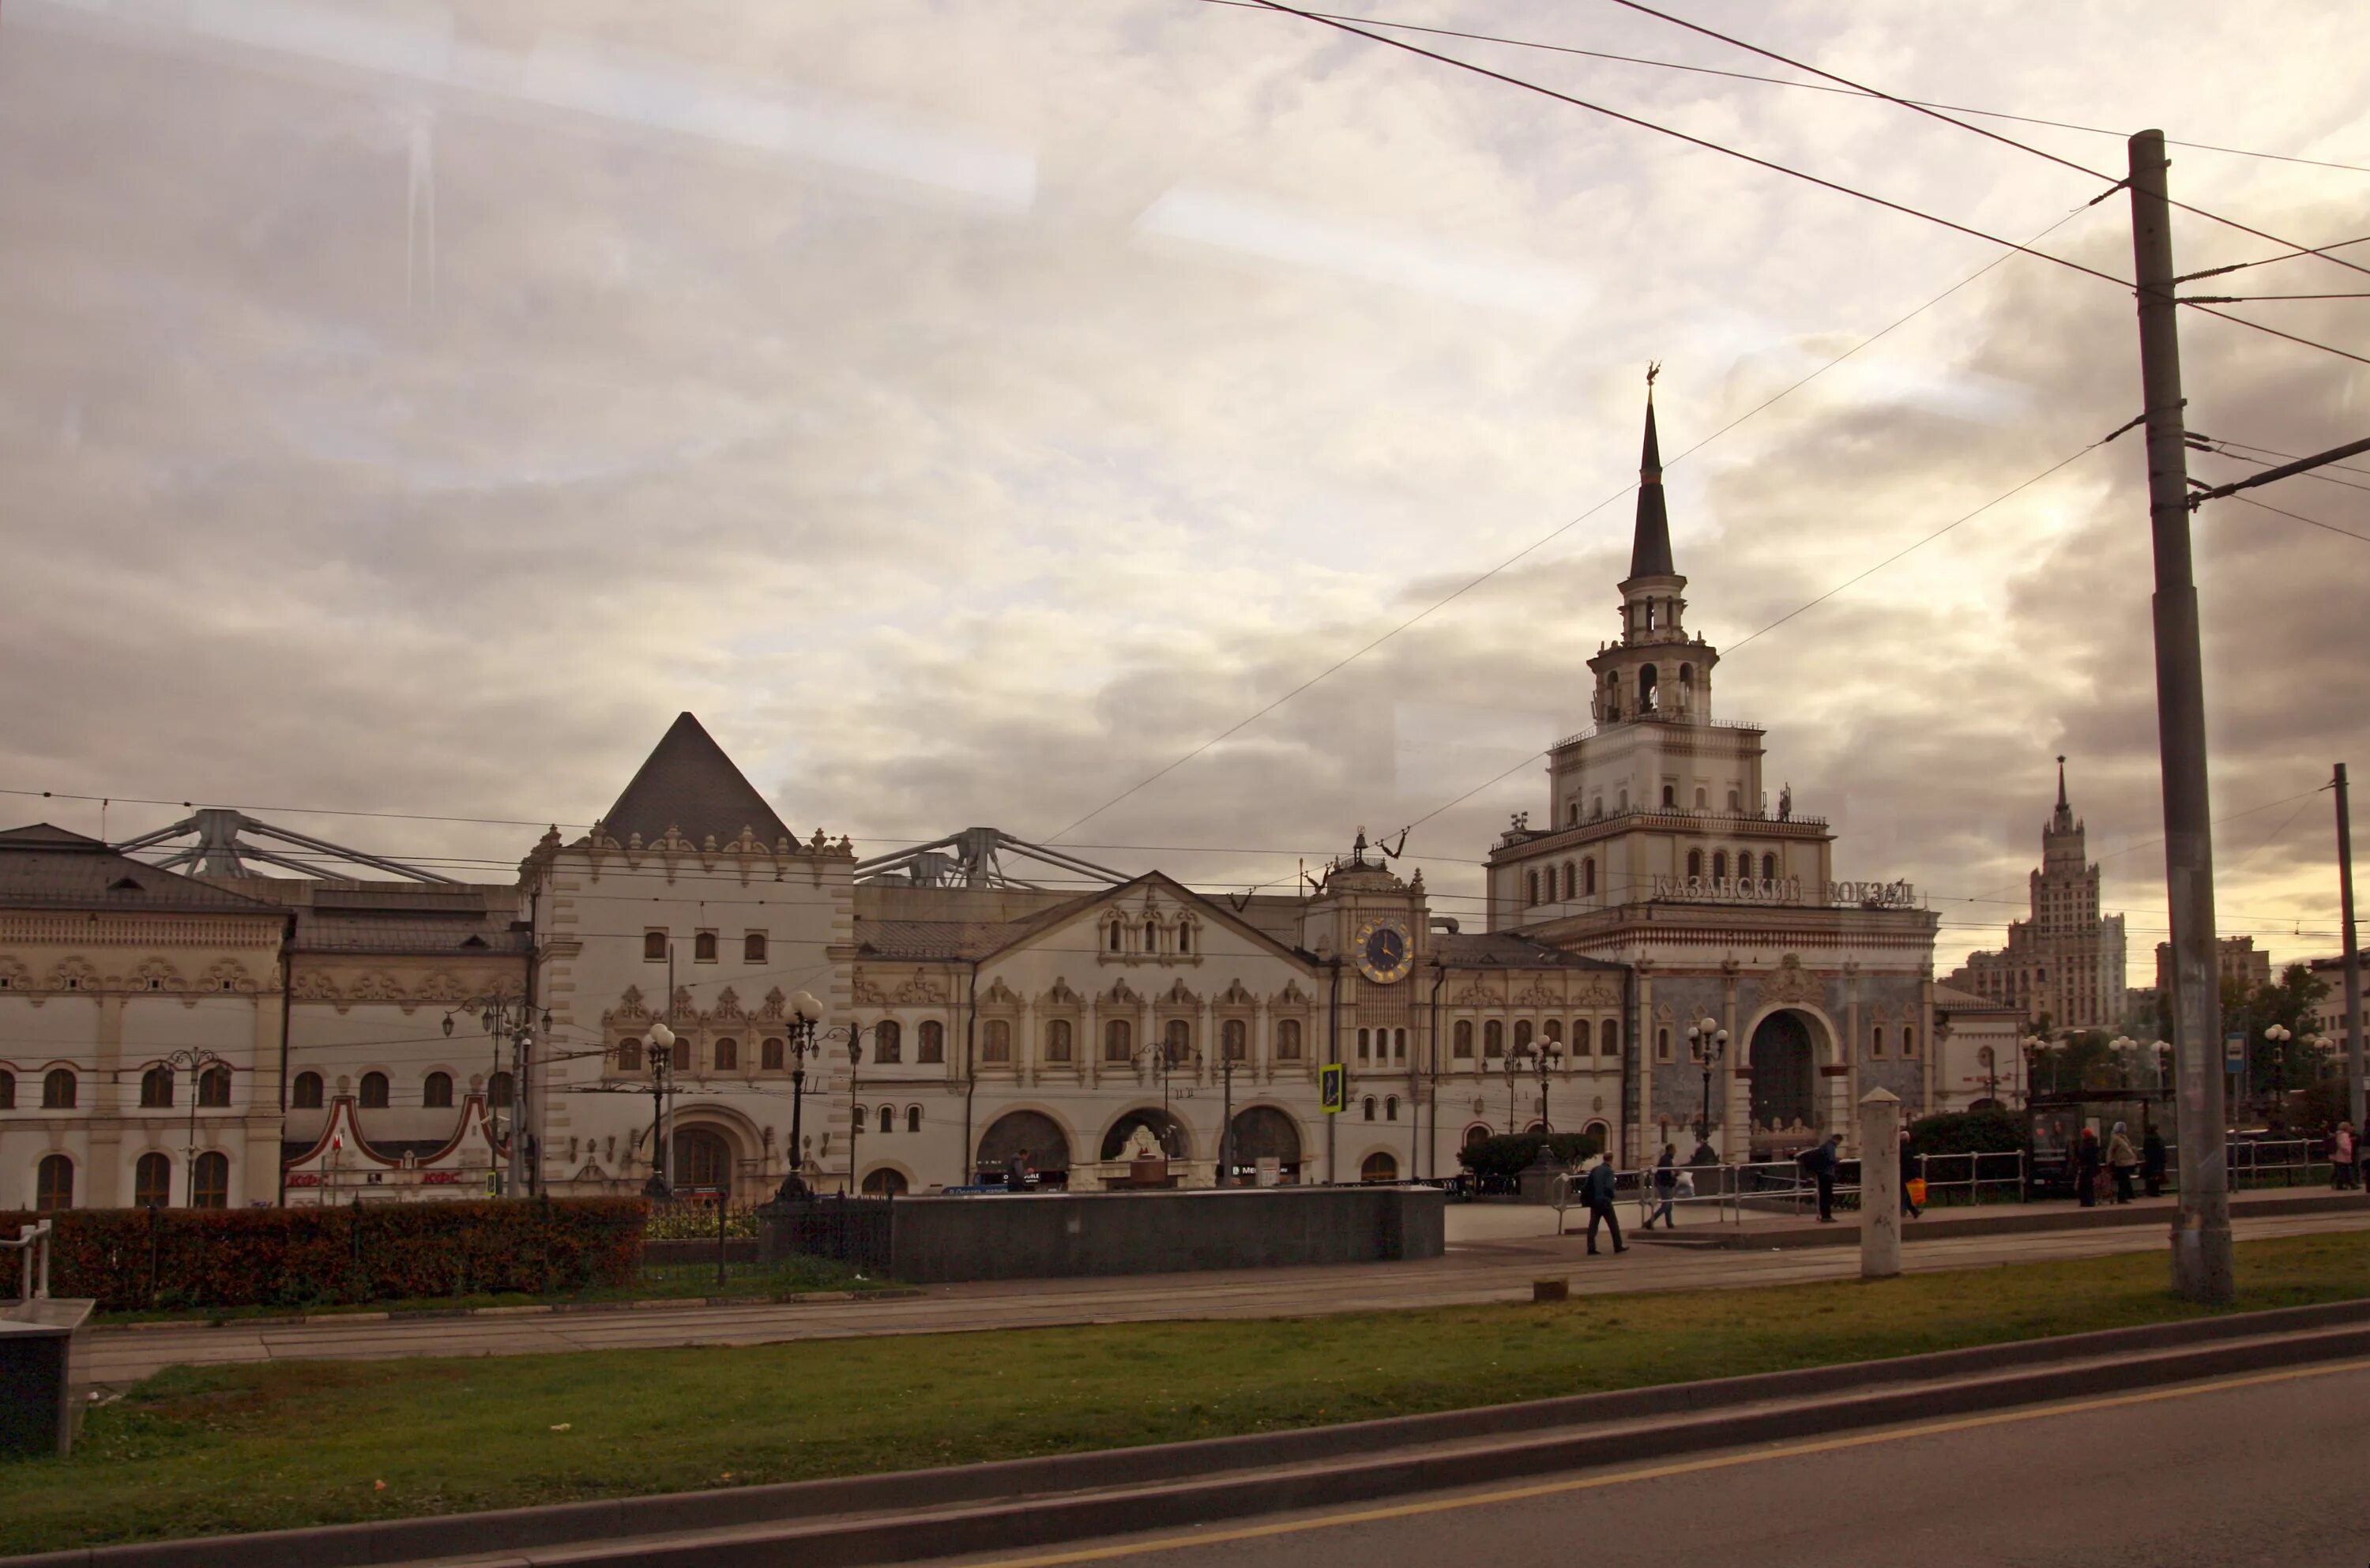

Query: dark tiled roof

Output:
[1435, 931, 1625, 971]
[0, 824, 280, 915]
[292, 915, 532, 956]
[598, 713, 792, 848]
[856, 919, 1027, 962]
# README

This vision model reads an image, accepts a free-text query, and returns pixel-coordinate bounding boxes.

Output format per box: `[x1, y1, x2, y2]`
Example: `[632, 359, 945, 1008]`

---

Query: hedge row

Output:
[0, 1198, 648, 1313]
[1458, 1130, 1604, 1181]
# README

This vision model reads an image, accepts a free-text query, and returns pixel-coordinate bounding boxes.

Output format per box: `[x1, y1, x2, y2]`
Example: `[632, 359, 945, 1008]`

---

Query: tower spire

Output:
[2052, 754, 2076, 833]
[1628, 363, 1674, 580]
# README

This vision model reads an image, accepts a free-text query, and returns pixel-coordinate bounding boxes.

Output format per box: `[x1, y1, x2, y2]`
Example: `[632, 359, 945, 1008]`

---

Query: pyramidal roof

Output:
[1627, 389, 1676, 581]
[598, 713, 793, 848]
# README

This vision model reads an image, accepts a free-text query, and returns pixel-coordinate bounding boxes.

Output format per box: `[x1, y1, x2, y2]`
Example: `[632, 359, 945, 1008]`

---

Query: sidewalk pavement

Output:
[80, 1189, 2370, 1386]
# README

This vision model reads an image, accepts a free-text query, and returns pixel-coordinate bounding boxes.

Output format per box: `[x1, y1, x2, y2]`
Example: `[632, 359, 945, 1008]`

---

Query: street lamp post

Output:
[2264, 1024, 2293, 1126]
[165, 1047, 228, 1207]
[1687, 1015, 1729, 1146]
[642, 1020, 676, 1199]
[772, 991, 826, 1202]
[442, 995, 551, 1197]
[1218, 1034, 1240, 1186]
[1533, 1036, 1564, 1133]
[1503, 1043, 1528, 1134]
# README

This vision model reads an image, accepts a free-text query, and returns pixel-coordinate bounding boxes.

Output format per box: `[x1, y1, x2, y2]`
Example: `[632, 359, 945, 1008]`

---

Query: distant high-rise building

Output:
[1943, 759, 2127, 1031]
[2155, 934, 2272, 994]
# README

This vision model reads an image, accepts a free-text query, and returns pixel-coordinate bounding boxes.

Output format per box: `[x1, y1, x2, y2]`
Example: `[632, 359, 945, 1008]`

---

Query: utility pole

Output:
[508, 1023, 531, 1198]
[2128, 129, 2233, 1303]
[2336, 763, 2364, 1136]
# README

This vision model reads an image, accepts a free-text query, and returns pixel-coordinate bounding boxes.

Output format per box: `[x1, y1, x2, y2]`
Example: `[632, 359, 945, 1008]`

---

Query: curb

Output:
[21, 1295, 2370, 1568]
[91, 1289, 925, 1337]
[1678, 1190, 2368, 1250]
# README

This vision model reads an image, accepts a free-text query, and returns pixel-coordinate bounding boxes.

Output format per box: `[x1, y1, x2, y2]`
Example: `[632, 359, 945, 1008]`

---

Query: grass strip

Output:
[4, 1229, 2366, 1555]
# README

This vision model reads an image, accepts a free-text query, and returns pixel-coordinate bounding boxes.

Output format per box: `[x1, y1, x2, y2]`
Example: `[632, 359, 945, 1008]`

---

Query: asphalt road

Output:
[927, 1359, 2370, 1568]
[87, 1203, 2370, 1385]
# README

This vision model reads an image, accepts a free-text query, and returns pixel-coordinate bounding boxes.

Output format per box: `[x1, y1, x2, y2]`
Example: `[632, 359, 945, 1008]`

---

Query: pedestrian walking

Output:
[2076, 1126, 2102, 1209]
[1799, 1132, 1844, 1223]
[1898, 1129, 1923, 1219]
[1582, 1154, 1626, 1255]
[2142, 1124, 2168, 1199]
[2107, 1122, 2139, 1205]
[2331, 1122, 2357, 1191]
[1644, 1143, 1678, 1229]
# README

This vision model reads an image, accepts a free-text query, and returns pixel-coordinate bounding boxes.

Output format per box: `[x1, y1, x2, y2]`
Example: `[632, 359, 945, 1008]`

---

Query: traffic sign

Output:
[1319, 1062, 1346, 1115]
[2225, 1035, 2245, 1071]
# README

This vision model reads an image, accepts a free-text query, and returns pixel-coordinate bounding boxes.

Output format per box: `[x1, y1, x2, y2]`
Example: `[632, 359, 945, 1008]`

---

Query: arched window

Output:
[488, 1071, 514, 1109]
[1164, 1017, 1192, 1066]
[617, 1038, 643, 1072]
[862, 1168, 909, 1195]
[1222, 1018, 1247, 1061]
[1656, 1028, 1672, 1062]
[1762, 853, 1778, 881]
[36, 1154, 73, 1211]
[1454, 1020, 1474, 1058]
[292, 1071, 324, 1108]
[1662, 784, 1676, 808]
[762, 1036, 784, 1070]
[743, 932, 767, 962]
[876, 1021, 903, 1063]
[359, 1072, 390, 1108]
[694, 931, 718, 962]
[1385, 1095, 1399, 1122]
[1583, 859, 1597, 897]
[879, 1104, 896, 1134]
[192, 1151, 229, 1209]
[1513, 1020, 1533, 1054]
[1901, 1025, 1917, 1057]
[198, 1066, 231, 1107]
[1395, 1027, 1408, 1062]
[1361, 1096, 1376, 1122]
[1639, 664, 1659, 712]
[1484, 1020, 1504, 1058]
[1108, 923, 1123, 953]
[906, 1105, 923, 1133]
[1047, 1018, 1074, 1062]
[713, 1037, 739, 1072]
[1712, 851, 1728, 880]
[918, 1021, 945, 1064]
[1356, 1027, 1371, 1062]
[1178, 924, 1193, 956]
[1527, 871, 1540, 905]
[1695, 786, 1708, 810]
[43, 1068, 77, 1109]
[141, 1066, 173, 1107]
[1275, 1018, 1302, 1061]
[1872, 1026, 1887, 1058]
[643, 931, 668, 961]
[1563, 862, 1578, 899]
[982, 1020, 1013, 1064]
[1687, 849, 1702, 878]
[1144, 919, 1157, 952]
[135, 1152, 171, 1208]
[1360, 1152, 1398, 1183]
[1465, 1123, 1492, 1147]
[423, 1071, 453, 1108]
[1600, 1017, 1620, 1055]
[1735, 845, 1751, 876]
[853, 1104, 867, 1133]
[671, 1034, 691, 1071]
[1728, 788, 1742, 811]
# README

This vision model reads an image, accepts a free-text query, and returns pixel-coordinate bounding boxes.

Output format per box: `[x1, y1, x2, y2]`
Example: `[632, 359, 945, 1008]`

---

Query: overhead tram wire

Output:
[1600, 0, 2370, 287]
[1195, 0, 2370, 179]
[1044, 197, 2106, 844]
[2224, 493, 2370, 546]
[1227, 1, 2370, 371]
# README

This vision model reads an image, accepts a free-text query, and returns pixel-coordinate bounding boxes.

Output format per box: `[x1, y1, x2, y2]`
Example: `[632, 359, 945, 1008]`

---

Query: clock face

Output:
[1354, 919, 1413, 985]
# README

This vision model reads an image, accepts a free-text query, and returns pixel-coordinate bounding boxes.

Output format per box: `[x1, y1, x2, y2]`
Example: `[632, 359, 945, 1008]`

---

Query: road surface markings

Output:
[957, 1356, 2370, 1567]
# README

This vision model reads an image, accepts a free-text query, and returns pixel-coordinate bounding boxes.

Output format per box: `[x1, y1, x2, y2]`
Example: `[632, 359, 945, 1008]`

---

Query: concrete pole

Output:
[2128, 130, 2234, 1303]
[1859, 1088, 1902, 1280]
[2335, 764, 2363, 1137]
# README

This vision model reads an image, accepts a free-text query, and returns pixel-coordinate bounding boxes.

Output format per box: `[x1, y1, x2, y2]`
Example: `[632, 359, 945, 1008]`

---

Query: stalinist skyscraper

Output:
[1944, 759, 2129, 1031]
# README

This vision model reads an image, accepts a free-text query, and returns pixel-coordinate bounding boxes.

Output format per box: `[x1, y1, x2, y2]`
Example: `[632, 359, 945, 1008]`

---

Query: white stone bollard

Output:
[1860, 1088, 1902, 1280]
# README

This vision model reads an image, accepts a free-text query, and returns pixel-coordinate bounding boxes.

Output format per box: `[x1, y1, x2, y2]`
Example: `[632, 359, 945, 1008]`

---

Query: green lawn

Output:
[6, 1230, 2367, 1555]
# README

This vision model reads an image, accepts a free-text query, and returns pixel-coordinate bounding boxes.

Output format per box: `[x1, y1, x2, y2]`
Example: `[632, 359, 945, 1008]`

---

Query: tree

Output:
[1458, 1130, 1603, 1181]
[1909, 1107, 2025, 1156]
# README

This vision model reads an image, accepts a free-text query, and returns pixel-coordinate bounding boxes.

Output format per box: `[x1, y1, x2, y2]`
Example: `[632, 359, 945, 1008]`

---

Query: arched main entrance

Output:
[1100, 1107, 1187, 1161]
[1225, 1105, 1303, 1184]
[672, 1126, 734, 1193]
[977, 1110, 1072, 1187]
[1747, 1010, 1819, 1152]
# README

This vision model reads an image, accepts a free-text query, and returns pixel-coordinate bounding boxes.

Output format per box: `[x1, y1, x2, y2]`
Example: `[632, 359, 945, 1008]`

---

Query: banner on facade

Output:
[1319, 1062, 1347, 1115]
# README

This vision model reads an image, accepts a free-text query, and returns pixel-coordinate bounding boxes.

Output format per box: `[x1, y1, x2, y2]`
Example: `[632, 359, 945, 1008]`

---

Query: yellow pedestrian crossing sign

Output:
[1319, 1062, 1347, 1114]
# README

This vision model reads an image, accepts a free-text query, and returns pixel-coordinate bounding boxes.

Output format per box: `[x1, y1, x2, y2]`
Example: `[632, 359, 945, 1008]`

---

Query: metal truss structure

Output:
[113, 807, 458, 884]
[853, 826, 1126, 891]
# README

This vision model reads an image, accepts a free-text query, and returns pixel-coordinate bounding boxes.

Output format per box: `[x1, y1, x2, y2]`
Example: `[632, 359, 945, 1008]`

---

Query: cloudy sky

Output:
[2, 0, 2364, 976]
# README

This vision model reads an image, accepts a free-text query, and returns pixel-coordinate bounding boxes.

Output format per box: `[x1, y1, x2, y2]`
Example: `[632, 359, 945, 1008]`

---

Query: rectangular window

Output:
[1046, 1019, 1074, 1063]
[694, 931, 719, 962]
[1274, 1018, 1301, 1061]
[744, 932, 767, 962]
[643, 930, 668, 961]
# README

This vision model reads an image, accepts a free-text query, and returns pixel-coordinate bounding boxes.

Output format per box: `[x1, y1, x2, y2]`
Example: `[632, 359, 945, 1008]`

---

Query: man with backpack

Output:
[1800, 1132, 1844, 1223]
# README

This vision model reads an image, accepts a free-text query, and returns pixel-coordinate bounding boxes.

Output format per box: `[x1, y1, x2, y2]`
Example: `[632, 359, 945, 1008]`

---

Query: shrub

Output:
[1458, 1130, 1603, 1181]
[1909, 1107, 2026, 1157]
[0, 1198, 647, 1313]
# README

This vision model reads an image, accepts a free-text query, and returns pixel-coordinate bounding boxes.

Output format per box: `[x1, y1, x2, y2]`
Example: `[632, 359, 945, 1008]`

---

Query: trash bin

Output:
[0, 1298, 96, 1458]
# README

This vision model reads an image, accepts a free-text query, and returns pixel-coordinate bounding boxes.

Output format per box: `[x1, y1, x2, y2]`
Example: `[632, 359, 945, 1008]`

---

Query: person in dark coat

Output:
[1898, 1130, 1922, 1219]
[1582, 1155, 1626, 1255]
[2075, 1127, 2102, 1208]
[1644, 1143, 1678, 1229]
[1800, 1133, 1843, 1222]
[2142, 1125, 2168, 1198]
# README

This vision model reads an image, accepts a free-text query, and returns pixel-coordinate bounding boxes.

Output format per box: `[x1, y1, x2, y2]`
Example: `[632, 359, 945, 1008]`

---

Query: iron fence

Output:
[763, 1191, 895, 1276]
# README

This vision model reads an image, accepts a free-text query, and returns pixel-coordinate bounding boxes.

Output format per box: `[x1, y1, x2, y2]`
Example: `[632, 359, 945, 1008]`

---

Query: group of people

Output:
[2071, 1122, 2167, 1206]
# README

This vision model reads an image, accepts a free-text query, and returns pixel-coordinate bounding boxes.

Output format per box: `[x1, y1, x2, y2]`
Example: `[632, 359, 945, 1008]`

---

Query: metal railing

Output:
[763, 1191, 894, 1275]
[1912, 1151, 2027, 1206]
[3, 1220, 53, 1302]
